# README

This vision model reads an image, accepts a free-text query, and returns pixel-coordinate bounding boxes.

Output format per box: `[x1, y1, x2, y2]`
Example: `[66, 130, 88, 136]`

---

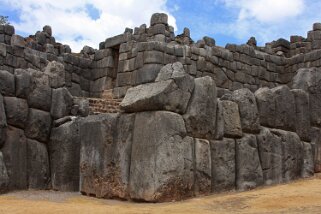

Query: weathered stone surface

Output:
[184, 76, 217, 139]
[221, 100, 242, 138]
[255, 87, 275, 128]
[0, 94, 7, 148]
[121, 64, 194, 114]
[3, 97, 28, 129]
[2, 126, 27, 190]
[129, 111, 194, 202]
[0, 70, 15, 96]
[214, 99, 224, 140]
[310, 127, 321, 172]
[25, 108, 52, 143]
[10, 35, 25, 47]
[134, 64, 163, 85]
[79, 114, 118, 197]
[291, 89, 311, 141]
[27, 139, 50, 189]
[236, 134, 263, 190]
[0, 151, 9, 193]
[270, 129, 303, 182]
[150, 13, 168, 26]
[301, 142, 314, 178]
[71, 98, 89, 117]
[194, 138, 211, 195]
[211, 138, 235, 192]
[44, 61, 65, 88]
[256, 127, 282, 185]
[292, 68, 321, 126]
[225, 88, 260, 133]
[49, 118, 80, 191]
[14, 69, 31, 99]
[28, 69, 52, 111]
[271, 86, 296, 131]
[51, 88, 73, 119]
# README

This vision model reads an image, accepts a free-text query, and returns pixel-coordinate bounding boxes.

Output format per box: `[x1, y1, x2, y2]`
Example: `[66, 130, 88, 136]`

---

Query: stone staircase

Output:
[88, 90, 122, 114]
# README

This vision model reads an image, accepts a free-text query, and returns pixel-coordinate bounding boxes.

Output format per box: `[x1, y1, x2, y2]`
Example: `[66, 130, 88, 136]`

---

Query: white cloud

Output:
[213, 0, 321, 45]
[1, 0, 176, 52]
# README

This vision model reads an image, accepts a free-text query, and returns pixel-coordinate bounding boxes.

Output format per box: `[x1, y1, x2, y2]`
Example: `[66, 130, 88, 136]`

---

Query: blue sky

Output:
[1, 0, 321, 52]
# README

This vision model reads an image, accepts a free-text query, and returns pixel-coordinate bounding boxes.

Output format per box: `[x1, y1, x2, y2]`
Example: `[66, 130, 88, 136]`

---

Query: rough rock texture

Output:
[0, 94, 7, 148]
[183, 76, 217, 139]
[211, 138, 235, 192]
[194, 138, 211, 196]
[129, 111, 194, 202]
[310, 127, 321, 172]
[25, 108, 52, 143]
[224, 88, 260, 133]
[270, 129, 303, 182]
[44, 61, 65, 88]
[120, 63, 194, 114]
[301, 142, 314, 178]
[0, 70, 15, 96]
[221, 100, 242, 138]
[292, 68, 321, 127]
[15, 69, 31, 99]
[255, 88, 276, 128]
[27, 139, 50, 189]
[256, 127, 282, 185]
[51, 88, 73, 119]
[0, 151, 9, 193]
[49, 118, 80, 191]
[2, 126, 27, 190]
[3, 97, 28, 129]
[214, 100, 224, 140]
[236, 134, 263, 190]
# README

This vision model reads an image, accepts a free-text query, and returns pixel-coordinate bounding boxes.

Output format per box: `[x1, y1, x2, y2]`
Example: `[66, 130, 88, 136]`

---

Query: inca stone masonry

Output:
[0, 13, 320, 202]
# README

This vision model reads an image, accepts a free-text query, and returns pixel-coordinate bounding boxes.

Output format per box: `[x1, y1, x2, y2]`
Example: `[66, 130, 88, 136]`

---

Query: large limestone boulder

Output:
[292, 67, 321, 126]
[44, 61, 65, 88]
[270, 129, 303, 182]
[25, 108, 52, 143]
[211, 138, 236, 192]
[49, 118, 80, 191]
[51, 88, 73, 119]
[214, 99, 224, 140]
[221, 100, 242, 138]
[0, 70, 15, 96]
[27, 139, 50, 189]
[256, 127, 282, 185]
[2, 126, 27, 190]
[255, 87, 276, 128]
[80, 113, 135, 200]
[310, 127, 321, 172]
[236, 134, 263, 190]
[301, 142, 314, 178]
[0, 94, 7, 148]
[15, 69, 31, 99]
[223, 88, 260, 133]
[183, 76, 217, 139]
[3, 97, 28, 129]
[129, 111, 194, 202]
[0, 151, 9, 193]
[120, 62, 194, 114]
[194, 138, 211, 196]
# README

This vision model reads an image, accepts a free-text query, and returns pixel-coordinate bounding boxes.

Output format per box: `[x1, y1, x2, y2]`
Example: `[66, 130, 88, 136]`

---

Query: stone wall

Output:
[0, 13, 320, 202]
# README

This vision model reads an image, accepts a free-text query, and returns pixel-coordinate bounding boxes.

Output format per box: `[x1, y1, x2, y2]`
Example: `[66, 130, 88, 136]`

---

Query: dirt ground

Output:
[0, 174, 320, 214]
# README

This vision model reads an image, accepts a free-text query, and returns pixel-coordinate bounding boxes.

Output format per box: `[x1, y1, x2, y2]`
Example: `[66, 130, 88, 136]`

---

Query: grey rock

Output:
[129, 111, 194, 202]
[313, 23, 321, 31]
[134, 64, 163, 85]
[121, 65, 194, 114]
[226, 88, 260, 133]
[203, 36, 215, 47]
[44, 61, 65, 88]
[51, 88, 73, 119]
[71, 98, 89, 117]
[43, 25, 52, 36]
[194, 138, 211, 195]
[271, 129, 303, 182]
[27, 139, 50, 189]
[211, 138, 235, 192]
[25, 108, 52, 143]
[150, 13, 168, 26]
[49, 119, 80, 191]
[256, 127, 282, 185]
[255, 87, 275, 128]
[310, 127, 321, 172]
[28, 69, 52, 111]
[236, 134, 263, 190]
[0, 70, 15, 96]
[0, 94, 7, 148]
[292, 68, 321, 127]
[291, 89, 311, 141]
[184, 76, 217, 139]
[2, 126, 27, 190]
[14, 69, 31, 99]
[301, 142, 314, 178]
[0, 151, 9, 193]
[221, 100, 242, 138]
[10, 35, 25, 47]
[214, 100, 224, 140]
[3, 97, 28, 129]
[53, 116, 73, 127]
